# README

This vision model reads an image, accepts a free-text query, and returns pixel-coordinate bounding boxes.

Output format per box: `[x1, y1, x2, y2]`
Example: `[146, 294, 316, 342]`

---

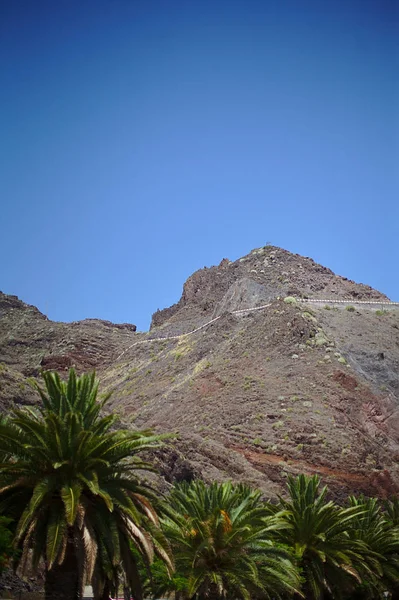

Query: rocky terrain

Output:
[1, 246, 398, 500]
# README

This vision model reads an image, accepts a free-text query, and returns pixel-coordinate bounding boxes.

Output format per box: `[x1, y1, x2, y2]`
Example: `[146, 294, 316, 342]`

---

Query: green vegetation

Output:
[0, 516, 16, 574]
[193, 359, 212, 375]
[0, 369, 170, 600]
[314, 330, 329, 346]
[0, 369, 399, 600]
[266, 475, 376, 599]
[346, 305, 356, 312]
[170, 339, 192, 361]
[243, 374, 256, 390]
[141, 474, 399, 600]
[159, 480, 300, 600]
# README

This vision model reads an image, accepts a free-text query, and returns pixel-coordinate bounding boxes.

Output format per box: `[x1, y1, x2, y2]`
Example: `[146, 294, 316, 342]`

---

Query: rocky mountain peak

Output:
[150, 246, 387, 329]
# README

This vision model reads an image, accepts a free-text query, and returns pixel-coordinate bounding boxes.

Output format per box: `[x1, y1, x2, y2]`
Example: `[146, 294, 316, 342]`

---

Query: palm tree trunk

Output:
[392, 587, 399, 600]
[204, 583, 220, 600]
[45, 538, 81, 600]
[100, 578, 110, 600]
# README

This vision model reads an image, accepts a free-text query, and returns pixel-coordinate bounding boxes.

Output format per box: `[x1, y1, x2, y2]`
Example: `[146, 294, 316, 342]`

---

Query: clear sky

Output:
[0, 0, 398, 331]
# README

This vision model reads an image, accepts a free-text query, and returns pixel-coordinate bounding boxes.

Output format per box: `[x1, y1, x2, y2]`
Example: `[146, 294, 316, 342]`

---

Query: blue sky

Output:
[0, 0, 397, 331]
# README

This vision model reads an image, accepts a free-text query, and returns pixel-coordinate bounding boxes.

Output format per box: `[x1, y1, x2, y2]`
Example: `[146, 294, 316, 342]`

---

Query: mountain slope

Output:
[1, 246, 398, 498]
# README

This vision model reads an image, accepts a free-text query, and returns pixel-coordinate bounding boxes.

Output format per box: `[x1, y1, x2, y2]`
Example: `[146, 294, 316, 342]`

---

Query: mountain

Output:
[1, 246, 398, 499]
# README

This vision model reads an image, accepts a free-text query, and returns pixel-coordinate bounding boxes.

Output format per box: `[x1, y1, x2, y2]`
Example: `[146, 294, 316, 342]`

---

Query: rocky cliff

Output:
[1, 246, 398, 499]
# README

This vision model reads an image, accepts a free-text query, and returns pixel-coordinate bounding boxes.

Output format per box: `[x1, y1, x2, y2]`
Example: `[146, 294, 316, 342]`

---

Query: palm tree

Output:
[0, 369, 171, 600]
[268, 474, 371, 600]
[160, 480, 300, 600]
[385, 497, 399, 600]
[385, 497, 399, 528]
[346, 495, 399, 599]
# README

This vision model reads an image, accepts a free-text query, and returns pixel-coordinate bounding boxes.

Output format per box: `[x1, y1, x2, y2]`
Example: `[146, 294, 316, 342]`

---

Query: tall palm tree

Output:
[0, 369, 171, 600]
[160, 480, 300, 600]
[268, 474, 371, 600]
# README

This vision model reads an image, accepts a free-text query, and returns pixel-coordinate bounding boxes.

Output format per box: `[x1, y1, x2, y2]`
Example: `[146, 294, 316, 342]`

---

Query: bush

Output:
[345, 305, 355, 312]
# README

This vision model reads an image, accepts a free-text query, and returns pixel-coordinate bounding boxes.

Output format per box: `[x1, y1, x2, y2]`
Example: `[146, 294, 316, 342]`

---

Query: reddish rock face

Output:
[332, 370, 359, 392]
[0, 246, 398, 499]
